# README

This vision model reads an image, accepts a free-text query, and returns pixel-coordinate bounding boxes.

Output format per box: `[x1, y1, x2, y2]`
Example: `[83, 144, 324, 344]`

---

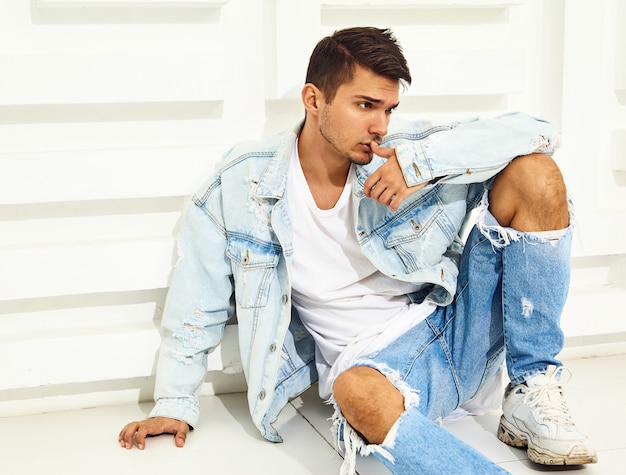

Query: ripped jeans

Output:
[333, 203, 573, 475]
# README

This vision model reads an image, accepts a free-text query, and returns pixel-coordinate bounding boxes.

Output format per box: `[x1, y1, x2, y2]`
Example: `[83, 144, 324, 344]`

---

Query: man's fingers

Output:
[367, 176, 398, 202]
[369, 182, 416, 211]
[118, 417, 189, 450]
[136, 424, 149, 450]
[370, 141, 395, 159]
[168, 420, 189, 446]
[389, 190, 409, 212]
[364, 142, 400, 197]
[367, 181, 381, 200]
[378, 190, 395, 207]
[119, 422, 138, 449]
[175, 428, 187, 447]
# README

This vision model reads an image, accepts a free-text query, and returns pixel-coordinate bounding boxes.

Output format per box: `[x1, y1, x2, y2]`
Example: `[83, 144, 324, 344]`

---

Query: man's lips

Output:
[360, 140, 381, 153]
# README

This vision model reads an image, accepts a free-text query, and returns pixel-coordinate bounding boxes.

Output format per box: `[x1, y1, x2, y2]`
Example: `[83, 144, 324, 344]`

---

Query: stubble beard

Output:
[319, 109, 374, 166]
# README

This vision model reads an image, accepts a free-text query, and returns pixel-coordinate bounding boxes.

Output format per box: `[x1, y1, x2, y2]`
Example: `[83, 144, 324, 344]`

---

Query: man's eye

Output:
[358, 102, 372, 109]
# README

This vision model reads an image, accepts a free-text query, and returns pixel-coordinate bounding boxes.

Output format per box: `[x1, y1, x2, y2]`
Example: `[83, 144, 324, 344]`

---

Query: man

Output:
[119, 27, 596, 474]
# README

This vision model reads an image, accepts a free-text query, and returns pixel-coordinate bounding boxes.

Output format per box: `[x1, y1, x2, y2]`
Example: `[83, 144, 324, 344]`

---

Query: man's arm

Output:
[365, 112, 560, 209]
[118, 175, 234, 449]
[393, 112, 560, 187]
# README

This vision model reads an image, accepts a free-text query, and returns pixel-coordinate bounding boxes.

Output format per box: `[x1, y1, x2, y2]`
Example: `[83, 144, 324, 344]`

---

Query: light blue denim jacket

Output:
[149, 112, 560, 443]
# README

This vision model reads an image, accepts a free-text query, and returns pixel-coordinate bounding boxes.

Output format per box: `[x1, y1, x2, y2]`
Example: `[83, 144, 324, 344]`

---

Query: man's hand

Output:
[118, 417, 190, 450]
[364, 142, 426, 211]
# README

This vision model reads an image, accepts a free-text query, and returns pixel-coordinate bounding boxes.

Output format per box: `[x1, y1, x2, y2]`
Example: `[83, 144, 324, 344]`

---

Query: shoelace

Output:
[523, 366, 576, 427]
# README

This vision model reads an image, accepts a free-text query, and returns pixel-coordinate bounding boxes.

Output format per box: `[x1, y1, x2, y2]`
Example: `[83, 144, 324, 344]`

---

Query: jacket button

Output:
[259, 391, 266, 400]
[281, 294, 288, 304]
[269, 343, 277, 352]
[410, 219, 422, 232]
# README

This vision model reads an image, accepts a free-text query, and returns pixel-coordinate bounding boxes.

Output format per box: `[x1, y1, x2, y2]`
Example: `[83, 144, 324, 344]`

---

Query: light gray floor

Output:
[0, 354, 623, 475]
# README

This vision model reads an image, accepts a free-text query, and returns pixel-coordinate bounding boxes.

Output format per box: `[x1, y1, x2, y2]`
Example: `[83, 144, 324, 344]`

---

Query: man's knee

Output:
[489, 153, 569, 231]
[333, 366, 405, 445]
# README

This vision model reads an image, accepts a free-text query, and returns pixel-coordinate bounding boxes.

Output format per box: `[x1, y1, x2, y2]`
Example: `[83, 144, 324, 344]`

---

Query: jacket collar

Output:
[254, 122, 302, 200]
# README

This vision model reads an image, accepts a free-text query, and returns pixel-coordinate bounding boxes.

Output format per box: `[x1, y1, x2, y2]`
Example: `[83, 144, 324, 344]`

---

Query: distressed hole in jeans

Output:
[521, 297, 534, 317]
[329, 362, 421, 475]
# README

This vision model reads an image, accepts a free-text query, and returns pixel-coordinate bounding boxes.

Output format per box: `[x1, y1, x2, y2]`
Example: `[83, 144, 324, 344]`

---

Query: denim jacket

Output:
[149, 112, 560, 442]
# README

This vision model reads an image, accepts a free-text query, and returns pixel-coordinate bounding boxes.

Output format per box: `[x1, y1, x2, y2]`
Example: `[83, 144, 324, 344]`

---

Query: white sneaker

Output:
[497, 365, 597, 465]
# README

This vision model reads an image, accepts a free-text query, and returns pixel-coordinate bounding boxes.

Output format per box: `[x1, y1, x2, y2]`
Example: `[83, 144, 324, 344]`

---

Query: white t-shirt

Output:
[288, 144, 436, 399]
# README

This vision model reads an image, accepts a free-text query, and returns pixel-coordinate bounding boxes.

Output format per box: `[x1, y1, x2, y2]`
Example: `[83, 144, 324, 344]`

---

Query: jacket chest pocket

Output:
[227, 238, 280, 308]
[386, 211, 450, 271]
[381, 195, 457, 272]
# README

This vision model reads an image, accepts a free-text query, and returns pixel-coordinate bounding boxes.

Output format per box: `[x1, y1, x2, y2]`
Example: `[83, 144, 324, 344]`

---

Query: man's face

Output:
[318, 65, 400, 165]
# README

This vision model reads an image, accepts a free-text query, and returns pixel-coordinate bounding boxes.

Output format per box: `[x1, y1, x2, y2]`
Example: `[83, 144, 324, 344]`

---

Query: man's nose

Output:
[370, 111, 389, 138]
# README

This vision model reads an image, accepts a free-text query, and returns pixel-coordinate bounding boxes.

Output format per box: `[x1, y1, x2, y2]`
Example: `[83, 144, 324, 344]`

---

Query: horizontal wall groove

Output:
[0, 101, 224, 124]
[31, 0, 228, 25]
[0, 197, 187, 221]
[321, 5, 516, 26]
[0, 288, 167, 316]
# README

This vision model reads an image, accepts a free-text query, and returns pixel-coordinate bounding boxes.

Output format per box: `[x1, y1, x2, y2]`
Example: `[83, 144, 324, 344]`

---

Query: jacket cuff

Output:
[395, 142, 434, 187]
[149, 397, 200, 430]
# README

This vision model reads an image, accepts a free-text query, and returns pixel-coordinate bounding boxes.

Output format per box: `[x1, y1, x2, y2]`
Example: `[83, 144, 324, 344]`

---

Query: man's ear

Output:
[301, 83, 323, 116]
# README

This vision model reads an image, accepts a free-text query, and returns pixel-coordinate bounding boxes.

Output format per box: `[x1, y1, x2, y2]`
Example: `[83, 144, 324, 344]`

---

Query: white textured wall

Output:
[1, 0, 624, 416]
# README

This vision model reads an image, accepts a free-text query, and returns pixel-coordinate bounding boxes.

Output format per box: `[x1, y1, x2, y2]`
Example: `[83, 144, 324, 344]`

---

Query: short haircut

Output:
[305, 27, 412, 103]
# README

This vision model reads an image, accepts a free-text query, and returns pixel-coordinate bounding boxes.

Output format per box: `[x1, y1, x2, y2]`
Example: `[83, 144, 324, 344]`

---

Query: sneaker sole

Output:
[497, 416, 598, 465]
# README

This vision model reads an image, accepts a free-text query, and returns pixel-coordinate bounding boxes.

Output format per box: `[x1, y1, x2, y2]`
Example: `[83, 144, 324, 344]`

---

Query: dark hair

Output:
[305, 27, 412, 103]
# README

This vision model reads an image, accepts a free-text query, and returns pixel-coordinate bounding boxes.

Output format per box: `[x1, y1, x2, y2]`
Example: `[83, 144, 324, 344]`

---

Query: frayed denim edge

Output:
[475, 190, 575, 249]
[327, 360, 421, 475]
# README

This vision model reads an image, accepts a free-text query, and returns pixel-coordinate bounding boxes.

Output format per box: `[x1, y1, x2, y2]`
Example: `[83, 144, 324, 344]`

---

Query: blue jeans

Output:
[334, 206, 573, 474]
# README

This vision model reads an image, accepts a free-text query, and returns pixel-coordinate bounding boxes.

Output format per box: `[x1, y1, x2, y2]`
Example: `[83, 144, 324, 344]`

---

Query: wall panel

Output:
[0, 0, 249, 416]
[558, 0, 626, 326]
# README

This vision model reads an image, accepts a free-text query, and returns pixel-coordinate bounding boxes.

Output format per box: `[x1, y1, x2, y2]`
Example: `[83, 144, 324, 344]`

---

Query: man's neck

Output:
[297, 122, 351, 210]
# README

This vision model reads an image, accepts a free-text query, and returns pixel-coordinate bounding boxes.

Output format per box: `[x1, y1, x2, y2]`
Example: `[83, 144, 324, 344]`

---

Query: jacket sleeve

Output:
[391, 112, 561, 187]
[148, 174, 234, 428]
